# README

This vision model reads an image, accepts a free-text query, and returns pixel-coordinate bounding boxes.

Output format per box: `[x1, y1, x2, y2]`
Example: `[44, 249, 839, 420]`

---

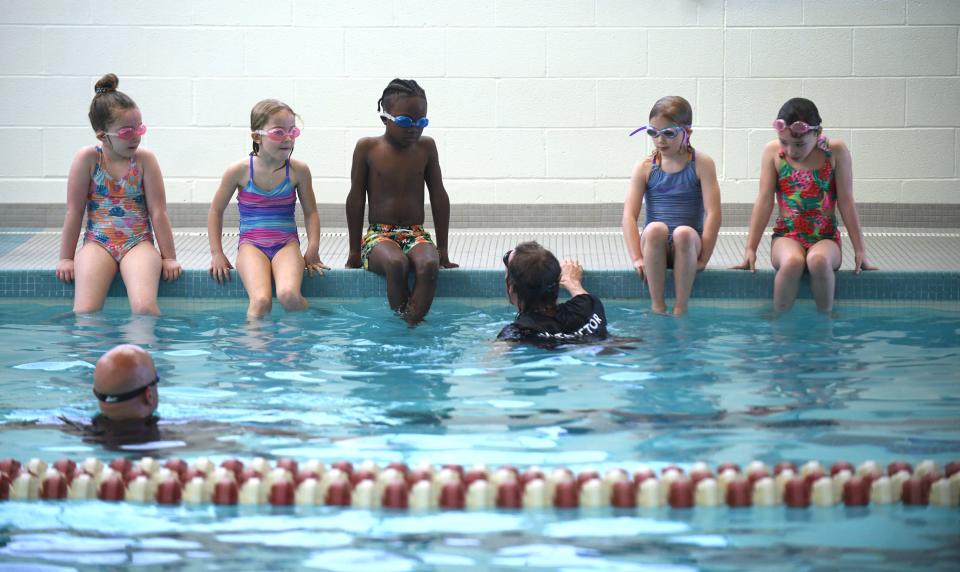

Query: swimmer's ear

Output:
[95, 131, 106, 141]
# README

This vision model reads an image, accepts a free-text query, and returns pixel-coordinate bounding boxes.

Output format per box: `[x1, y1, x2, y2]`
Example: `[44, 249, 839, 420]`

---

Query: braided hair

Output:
[377, 78, 427, 112]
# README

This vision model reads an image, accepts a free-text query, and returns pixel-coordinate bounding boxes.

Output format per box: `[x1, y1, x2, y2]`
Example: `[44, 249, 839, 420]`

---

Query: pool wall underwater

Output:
[1, 269, 958, 300]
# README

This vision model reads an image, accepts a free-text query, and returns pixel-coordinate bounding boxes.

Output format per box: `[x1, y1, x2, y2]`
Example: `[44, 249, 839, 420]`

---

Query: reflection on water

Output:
[1, 298, 959, 569]
[0, 298, 958, 465]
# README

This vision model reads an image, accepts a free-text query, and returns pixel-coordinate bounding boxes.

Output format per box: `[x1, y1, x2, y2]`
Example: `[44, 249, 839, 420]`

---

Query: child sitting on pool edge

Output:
[345, 78, 457, 326]
[56, 73, 181, 315]
[208, 99, 329, 319]
[734, 97, 877, 313]
[498, 242, 608, 342]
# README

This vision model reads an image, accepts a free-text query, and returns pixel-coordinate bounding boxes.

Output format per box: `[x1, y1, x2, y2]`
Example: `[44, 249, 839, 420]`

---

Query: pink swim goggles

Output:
[105, 124, 147, 140]
[256, 127, 302, 142]
[773, 119, 819, 135]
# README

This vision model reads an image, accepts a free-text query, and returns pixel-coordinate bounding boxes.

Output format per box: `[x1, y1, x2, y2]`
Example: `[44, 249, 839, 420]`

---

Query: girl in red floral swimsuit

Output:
[736, 98, 877, 313]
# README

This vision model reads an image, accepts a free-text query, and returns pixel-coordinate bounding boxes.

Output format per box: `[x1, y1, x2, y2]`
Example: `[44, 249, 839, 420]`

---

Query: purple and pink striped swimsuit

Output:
[238, 155, 299, 260]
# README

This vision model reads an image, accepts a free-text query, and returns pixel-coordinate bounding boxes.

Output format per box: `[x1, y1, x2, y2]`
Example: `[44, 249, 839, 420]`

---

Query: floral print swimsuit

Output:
[772, 137, 841, 250]
[83, 147, 153, 262]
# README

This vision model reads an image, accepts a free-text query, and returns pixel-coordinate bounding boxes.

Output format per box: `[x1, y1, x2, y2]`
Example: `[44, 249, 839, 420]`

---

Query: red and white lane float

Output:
[1, 456, 958, 509]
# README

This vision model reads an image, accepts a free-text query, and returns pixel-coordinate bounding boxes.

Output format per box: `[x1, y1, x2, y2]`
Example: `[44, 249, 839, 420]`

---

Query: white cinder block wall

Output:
[1, 0, 958, 206]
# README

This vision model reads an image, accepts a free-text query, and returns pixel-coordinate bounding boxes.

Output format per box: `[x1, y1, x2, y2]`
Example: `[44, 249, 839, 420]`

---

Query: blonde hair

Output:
[648, 95, 694, 160]
[249, 99, 298, 155]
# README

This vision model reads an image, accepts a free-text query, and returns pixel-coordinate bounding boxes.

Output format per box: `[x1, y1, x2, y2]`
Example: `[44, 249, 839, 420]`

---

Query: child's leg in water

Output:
[367, 241, 411, 313]
[404, 243, 440, 325]
[771, 237, 806, 312]
[670, 226, 701, 316]
[236, 244, 274, 319]
[805, 240, 841, 313]
[640, 222, 669, 314]
[118, 242, 162, 315]
[73, 243, 118, 314]
[271, 242, 308, 313]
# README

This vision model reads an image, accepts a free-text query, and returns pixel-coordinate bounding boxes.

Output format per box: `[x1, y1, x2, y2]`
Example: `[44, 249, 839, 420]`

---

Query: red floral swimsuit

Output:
[772, 137, 841, 250]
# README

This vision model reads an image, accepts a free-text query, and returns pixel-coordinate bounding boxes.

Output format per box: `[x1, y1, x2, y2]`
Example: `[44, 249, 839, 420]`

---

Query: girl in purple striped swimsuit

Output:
[208, 99, 328, 319]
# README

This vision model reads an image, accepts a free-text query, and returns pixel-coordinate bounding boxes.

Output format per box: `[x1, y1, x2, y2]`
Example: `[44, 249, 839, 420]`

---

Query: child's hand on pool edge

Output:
[439, 249, 458, 269]
[345, 251, 362, 269]
[733, 248, 757, 272]
[304, 251, 330, 276]
[161, 258, 182, 282]
[855, 251, 879, 274]
[209, 252, 233, 283]
[56, 259, 75, 283]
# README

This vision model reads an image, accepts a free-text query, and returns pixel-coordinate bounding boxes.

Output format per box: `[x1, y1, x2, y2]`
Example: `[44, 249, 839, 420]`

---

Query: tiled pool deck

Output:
[1, 226, 958, 300]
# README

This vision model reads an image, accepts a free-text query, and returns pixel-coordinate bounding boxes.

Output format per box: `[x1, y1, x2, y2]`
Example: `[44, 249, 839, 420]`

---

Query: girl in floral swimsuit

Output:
[736, 98, 876, 314]
[56, 73, 181, 315]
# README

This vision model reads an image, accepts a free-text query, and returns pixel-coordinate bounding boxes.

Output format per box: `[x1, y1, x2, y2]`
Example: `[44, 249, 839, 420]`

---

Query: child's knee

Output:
[129, 300, 160, 316]
[779, 255, 806, 275]
[415, 257, 439, 278]
[672, 227, 698, 250]
[806, 252, 833, 275]
[248, 293, 272, 314]
[644, 222, 669, 240]
[276, 287, 304, 309]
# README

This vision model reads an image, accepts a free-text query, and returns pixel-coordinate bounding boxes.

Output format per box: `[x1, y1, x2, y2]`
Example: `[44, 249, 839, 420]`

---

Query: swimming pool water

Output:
[1, 298, 958, 571]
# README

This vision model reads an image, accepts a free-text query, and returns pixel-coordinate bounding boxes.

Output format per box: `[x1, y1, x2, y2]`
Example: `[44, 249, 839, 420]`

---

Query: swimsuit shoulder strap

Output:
[249, 154, 255, 182]
[817, 135, 832, 158]
[285, 159, 290, 178]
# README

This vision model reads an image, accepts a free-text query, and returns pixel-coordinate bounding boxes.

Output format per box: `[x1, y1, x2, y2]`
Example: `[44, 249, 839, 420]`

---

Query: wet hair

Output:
[88, 73, 138, 132]
[507, 241, 561, 314]
[648, 95, 694, 157]
[777, 97, 822, 127]
[377, 78, 427, 112]
[249, 99, 297, 156]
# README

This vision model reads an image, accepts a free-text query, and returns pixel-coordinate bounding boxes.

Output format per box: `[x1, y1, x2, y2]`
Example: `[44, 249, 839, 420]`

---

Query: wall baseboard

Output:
[2, 203, 958, 229]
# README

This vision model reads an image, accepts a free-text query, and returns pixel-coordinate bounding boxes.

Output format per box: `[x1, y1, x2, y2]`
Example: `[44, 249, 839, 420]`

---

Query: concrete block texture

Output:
[548, 29, 647, 78]
[446, 29, 546, 78]
[345, 29, 445, 77]
[0, 129, 41, 177]
[494, 0, 595, 27]
[496, 80, 596, 128]
[907, 0, 960, 25]
[0, 2, 958, 207]
[648, 29, 723, 78]
[854, 129, 955, 178]
[293, 0, 394, 27]
[546, 129, 640, 178]
[803, 0, 904, 26]
[802, 79, 905, 128]
[854, 27, 958, 76]
[395, 0, 495, 27]
[597, 0, 722, 27]
[726, 0, 802, 26]
[442, 129, 545, 178]
[749, 28, 852, 77]
[906, 78, 960, 126]
[196, 79, 297, 127]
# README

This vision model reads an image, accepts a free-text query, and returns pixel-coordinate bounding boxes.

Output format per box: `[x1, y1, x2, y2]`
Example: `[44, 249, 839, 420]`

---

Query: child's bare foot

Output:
[651, 303, 669, 315]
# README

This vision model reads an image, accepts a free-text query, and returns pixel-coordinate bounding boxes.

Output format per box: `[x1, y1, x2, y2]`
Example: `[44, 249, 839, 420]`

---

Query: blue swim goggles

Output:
[379, 110, 429, 129]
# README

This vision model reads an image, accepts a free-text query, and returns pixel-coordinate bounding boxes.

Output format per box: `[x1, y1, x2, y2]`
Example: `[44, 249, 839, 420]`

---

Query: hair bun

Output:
[94, 73, 119, 95]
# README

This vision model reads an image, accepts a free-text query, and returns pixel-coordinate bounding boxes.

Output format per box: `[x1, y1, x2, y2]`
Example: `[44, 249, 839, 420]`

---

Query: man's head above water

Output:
[93, 344, 159, 420]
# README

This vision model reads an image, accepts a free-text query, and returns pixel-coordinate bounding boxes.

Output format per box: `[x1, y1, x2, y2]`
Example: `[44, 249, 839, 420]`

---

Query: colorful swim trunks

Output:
[360, 224, 435, 269]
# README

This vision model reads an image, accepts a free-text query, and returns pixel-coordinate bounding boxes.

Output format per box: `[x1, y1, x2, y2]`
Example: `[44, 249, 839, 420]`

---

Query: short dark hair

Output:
[377, 78, 426, 112]
[88, 73, 138, 132]
[777, 97, 822, 126]
[507, 241, 560, 313]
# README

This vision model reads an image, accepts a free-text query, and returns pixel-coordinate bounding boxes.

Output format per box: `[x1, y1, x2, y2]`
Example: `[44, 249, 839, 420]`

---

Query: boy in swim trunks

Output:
[345, 78, 457, 325]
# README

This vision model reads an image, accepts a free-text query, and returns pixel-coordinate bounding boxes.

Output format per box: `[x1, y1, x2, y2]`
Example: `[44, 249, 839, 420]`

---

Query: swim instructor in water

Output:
[93, 344, 159, 420]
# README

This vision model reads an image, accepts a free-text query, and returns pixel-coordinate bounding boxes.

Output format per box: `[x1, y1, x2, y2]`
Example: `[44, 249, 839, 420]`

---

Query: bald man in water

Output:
[92, 344, 159, 420]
